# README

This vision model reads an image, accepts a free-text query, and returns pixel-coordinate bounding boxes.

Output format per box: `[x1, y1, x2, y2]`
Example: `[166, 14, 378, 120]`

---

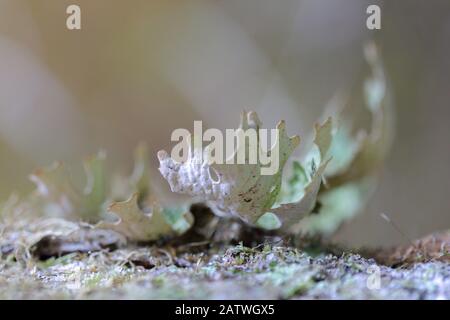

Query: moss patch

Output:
[1, 240, 448, 299]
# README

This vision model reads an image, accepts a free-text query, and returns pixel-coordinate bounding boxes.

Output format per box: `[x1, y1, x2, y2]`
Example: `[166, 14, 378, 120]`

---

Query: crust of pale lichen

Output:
[1, 242, 448, 300]
[1, 217, 449, 300]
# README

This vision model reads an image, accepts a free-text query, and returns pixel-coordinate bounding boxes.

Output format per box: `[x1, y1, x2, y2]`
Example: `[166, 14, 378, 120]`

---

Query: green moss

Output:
[0, 233, 448, 300]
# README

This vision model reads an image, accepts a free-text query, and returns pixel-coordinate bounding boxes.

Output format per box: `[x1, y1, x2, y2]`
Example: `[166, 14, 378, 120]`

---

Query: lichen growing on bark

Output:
[0, 237, 448, 299]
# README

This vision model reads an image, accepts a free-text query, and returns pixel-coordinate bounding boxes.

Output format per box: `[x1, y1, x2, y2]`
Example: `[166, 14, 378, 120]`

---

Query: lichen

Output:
[1, 239, 448, 299]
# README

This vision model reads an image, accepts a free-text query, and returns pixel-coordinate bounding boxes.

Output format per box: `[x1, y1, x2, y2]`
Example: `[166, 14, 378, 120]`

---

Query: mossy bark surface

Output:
[1, 239, 448, 299]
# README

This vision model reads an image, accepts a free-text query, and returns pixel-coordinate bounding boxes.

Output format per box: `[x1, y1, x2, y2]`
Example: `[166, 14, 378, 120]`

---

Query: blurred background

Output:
[0, 0, 449, 247]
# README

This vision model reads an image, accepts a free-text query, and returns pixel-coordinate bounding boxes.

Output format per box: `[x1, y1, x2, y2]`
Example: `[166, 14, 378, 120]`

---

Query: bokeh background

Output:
[1, 0, 449, 247]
